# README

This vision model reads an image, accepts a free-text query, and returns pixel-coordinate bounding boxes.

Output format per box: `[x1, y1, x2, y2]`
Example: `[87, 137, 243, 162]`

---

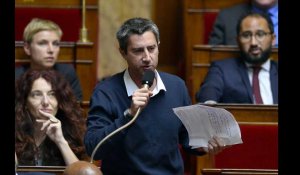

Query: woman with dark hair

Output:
[15, 69, 87, 166]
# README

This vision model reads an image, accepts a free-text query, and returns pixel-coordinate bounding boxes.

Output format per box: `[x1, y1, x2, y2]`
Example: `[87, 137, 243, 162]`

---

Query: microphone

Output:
[142, 69, 155, 89]
[89, 69, 155, 163]
[64, 161, 102, 175]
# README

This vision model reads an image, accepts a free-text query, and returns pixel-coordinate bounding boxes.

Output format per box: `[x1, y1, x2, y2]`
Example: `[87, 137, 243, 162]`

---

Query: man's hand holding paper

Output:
[173, 104, 243, 152]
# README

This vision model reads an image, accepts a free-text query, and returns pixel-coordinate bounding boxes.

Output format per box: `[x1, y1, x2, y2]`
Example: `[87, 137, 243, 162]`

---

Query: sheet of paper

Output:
[173, 104, 243, 149]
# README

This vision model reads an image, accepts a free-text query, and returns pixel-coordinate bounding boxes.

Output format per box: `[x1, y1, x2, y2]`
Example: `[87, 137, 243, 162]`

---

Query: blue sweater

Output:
[84, 71, 204, 175]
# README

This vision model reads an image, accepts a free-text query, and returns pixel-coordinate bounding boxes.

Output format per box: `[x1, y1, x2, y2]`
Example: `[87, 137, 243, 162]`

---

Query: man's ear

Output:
[23, 42, 31, 56]
[119, 48, 126, 58]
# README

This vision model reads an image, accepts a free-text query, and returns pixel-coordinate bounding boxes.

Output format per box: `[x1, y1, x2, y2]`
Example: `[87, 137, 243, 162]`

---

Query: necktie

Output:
[252, 66, 263, 104]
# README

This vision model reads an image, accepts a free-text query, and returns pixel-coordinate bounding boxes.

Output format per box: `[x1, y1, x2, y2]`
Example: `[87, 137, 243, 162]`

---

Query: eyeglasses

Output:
[239, 31, 272, 42]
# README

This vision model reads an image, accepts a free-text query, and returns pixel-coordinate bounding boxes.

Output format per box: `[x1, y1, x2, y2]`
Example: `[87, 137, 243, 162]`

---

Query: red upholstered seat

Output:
[203, 12, 218, 44]
[15, 8, 81, 41]
[214, 123, 278, 169]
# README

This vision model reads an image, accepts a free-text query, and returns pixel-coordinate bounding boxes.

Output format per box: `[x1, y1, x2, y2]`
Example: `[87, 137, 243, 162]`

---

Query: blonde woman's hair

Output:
[23, 18, 63, 43]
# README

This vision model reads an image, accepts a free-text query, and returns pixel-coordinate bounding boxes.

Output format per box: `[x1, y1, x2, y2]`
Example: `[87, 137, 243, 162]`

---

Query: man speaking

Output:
[84, 17, 227, 175]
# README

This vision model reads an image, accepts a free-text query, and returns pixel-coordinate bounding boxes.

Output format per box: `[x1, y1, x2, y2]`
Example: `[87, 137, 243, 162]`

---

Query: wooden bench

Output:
[188, 45, 278, 103]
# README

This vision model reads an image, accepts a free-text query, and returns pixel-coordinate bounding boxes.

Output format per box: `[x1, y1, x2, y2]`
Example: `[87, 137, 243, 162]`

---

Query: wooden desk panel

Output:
[202, 168, 278, 175]
[193, 45, 278, 62]
[78, 102, 279, 122]
[17, 166, 65, 175]
[189, 45, 278, 103]
[15, 0, 98, 9]
[203, 104, 278, 123]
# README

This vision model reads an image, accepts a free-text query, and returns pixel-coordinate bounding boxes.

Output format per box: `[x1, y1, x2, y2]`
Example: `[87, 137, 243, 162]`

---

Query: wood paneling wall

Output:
[153, 0, 185, 77]
[183, 0, 249, 86]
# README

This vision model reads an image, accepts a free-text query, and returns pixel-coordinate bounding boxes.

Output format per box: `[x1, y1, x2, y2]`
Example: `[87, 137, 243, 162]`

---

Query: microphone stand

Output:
[90, 107, 142, 163]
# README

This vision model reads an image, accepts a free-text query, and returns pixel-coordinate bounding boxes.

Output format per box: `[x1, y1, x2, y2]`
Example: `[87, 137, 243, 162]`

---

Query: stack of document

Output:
[173, 104, 243, 149]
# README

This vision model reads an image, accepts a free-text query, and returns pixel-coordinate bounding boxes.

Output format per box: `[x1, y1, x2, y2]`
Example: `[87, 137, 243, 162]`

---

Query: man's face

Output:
[24, 30, 60, 69]
[120, 31, 159, 81]
[252, 0, 277, 9]
[237, 16, 276, 64]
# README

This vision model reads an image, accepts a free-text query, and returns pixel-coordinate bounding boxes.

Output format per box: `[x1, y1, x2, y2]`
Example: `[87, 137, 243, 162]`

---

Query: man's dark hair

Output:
[116, 17, 160, 54]
[236, 12, 274, 34]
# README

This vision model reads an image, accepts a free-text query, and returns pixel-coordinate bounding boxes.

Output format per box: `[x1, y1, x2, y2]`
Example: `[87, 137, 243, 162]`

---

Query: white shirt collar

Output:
[124, 69, 166, 97]
[245, 59, 271, 71]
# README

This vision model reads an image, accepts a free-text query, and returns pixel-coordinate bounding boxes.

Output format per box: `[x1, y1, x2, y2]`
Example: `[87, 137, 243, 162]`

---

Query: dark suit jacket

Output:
[195, 58, 278, 104]
[208, 3, 251, 45]
[15, 63, 83, 101]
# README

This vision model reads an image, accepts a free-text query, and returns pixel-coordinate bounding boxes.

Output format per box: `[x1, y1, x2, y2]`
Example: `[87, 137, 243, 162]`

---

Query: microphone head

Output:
[64, 161, 103, 175]
[142, 70, 155, 87]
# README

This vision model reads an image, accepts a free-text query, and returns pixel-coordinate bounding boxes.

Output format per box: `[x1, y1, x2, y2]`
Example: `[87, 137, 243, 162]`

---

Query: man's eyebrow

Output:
[131, 47, 144, 51]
